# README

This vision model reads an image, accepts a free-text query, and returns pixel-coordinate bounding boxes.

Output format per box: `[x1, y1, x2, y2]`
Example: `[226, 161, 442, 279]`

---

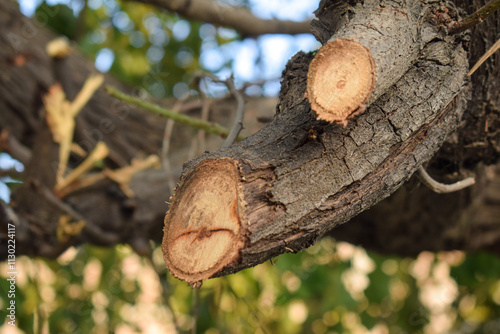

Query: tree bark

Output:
[332, 0, 500, 256]
[0, 0, 499, 284]
[161, 0, 487, 285]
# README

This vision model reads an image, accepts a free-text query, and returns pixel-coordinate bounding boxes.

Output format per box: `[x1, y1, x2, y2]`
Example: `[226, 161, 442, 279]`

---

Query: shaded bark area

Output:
[0, 0, 498, 267]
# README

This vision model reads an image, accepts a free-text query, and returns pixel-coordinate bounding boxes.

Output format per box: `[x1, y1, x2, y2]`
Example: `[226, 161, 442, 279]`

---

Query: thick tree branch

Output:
[161, 1, 474, 285]
[1, 1, 500, 279]
[132, 0, 311, 36]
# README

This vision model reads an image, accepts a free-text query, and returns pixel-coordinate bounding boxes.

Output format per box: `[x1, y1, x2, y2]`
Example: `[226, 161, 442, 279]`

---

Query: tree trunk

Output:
[0, 0, 499, 285]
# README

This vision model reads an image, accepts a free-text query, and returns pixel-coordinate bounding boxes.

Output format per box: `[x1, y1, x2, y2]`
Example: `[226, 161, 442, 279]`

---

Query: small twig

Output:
[417, 166, 475, 194]
[54, 141, 109, 193]
[196, 98, 211, 155]
[103, 155, 160, 198]
[222, 78, 245, 148]
[188, 89, 211, 159]
[43, 73, 104, 183]
[105, 85, 244, 141]
[468, 38, 500, 75]
[53, 173, 106, 199]
[448, 0, 500, 35]
[161, 99, 185, 191]
[202, 74, 246, 148]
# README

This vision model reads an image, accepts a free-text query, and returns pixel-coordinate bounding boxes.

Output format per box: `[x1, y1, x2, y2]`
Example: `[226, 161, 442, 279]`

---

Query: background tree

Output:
[1, 0, 500, 333]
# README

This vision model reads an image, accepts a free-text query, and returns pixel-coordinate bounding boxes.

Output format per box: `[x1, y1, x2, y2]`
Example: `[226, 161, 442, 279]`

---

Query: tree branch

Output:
[105, 85, 243, 141]
[161, 1, 473, 285]
[1, 0, 500, 274]
[132, 0, 311, 36]
[201, 74, 245, 148]
[417, 166, 475, 193]
[448, 0, 500, 35]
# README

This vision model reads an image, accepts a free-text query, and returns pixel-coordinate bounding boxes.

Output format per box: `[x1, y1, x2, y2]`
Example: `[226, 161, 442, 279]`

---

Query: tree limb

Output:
[417, 166, 475, 193]
[161, 1, 473, 285]
[1, 0, 500, 276]
[132, 0, 311, 36]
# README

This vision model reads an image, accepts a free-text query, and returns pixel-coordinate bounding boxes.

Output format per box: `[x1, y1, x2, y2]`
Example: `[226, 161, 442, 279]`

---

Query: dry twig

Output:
[417, 166, 475, 193]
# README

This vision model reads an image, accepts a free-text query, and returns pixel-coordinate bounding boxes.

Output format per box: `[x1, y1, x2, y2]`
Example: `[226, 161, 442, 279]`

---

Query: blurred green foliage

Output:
[2, 239, 500, 333]
[2, 1, 500, 333]
[36, 0, 238, 97]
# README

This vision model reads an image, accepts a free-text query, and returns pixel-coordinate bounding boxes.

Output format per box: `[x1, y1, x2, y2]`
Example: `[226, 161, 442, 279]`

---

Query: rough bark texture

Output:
[0, 0, 499, 279]
[0, 0, 273, 258]
[162, 0, 479, 284]
[333, 0, 500, 255]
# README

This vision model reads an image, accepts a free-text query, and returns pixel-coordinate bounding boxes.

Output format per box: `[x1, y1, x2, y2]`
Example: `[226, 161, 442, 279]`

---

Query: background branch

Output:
[105, 85, 243, 141]
[132, 0, 311, 36]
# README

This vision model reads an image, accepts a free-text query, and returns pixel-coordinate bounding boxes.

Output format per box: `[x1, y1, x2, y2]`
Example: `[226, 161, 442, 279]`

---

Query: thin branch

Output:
[161, 99, 185, 191]
[161, 99, 184, 164]
[196, 98, 211, 154]
[223, 78, 245, 148]
[54, 141, 109, 193]
[0, 130, 32, 165]
[105, 85, 244, 141]
[133, 0, 311, 37]
[187, 98, 211, 159]
[417, 166, 475, 194]
[202, 74, 246, 148]
[448, 0, 500, 35]
[468, 38, 500, 75]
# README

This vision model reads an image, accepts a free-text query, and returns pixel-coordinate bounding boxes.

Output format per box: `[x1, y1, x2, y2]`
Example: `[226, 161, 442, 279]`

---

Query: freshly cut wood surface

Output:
[306, 39, 375, 125]
[306, 4, 421, 125]
[162, 159, 243, 284]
